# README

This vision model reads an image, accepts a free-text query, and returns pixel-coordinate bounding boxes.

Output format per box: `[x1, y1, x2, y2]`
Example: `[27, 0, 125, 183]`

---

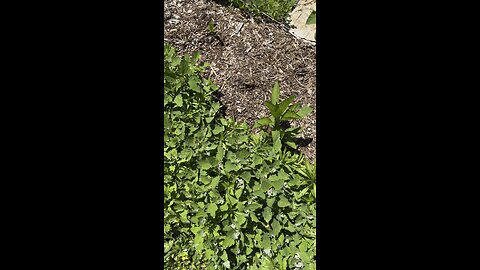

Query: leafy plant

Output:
[164, 44, 316, 270]
[220, 0, 297, 22]
[253, 81, 313, 149]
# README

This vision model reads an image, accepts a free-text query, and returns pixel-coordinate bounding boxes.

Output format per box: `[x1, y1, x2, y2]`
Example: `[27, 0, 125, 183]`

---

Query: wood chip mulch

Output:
[164, 0, 317, 162]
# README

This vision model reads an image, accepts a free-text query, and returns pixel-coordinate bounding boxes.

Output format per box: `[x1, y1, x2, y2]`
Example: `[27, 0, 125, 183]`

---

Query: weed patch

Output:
[164, 43, 316, 269]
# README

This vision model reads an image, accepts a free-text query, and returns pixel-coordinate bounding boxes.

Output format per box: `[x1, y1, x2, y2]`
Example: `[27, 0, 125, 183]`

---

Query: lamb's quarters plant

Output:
[164, 43, 316, 269]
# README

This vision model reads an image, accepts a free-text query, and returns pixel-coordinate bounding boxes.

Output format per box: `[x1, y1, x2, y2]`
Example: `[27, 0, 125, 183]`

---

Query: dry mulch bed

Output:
[164, 0, 317, 162]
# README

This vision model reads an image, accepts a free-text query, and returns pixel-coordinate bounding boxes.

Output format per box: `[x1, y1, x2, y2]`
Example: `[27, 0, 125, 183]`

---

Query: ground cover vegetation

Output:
[164, 44, 316, 269]
[219, 0, 297, 22]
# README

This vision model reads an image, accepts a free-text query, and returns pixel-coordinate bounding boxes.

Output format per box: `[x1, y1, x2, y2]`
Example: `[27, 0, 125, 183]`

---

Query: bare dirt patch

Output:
[164, 0, 317, 161]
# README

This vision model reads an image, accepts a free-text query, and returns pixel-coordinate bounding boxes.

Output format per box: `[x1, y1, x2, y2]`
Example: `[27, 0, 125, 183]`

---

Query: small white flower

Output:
[263, 249, 272, 256]
[233, 231, 240, 239]
[294, 253, 300, 260]
[230, 224, 236, 229]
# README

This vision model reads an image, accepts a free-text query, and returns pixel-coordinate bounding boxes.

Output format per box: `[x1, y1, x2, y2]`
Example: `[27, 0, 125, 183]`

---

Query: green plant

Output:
[164, 44, 316, 270]
[208, 18, 216, 33]
[223, 0, 297, 22]
[306, 9, 316, 40]
[253, 81, 313, 150]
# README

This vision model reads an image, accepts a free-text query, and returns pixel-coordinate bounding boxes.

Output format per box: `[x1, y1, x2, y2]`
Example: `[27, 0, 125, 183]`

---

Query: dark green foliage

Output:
[164, 43, 316, 270]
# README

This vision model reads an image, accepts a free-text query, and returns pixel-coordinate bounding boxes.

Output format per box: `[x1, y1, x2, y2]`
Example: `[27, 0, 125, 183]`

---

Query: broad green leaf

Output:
[205, 248, 214, 259]
[285, 141, 297, 149]
[188, 78, 201, 92]
[212, 124, 224, 135]
[210, 176, 220, 188]
[190, 226, 201, 234]
[306, 10, 316, 25]
[173, 94, 183, 107]
[277, 96, 295, 118]
[220, 203, 228, 211]
[198, 159, 211, 170]
[271, 81, 280, 105]
[225, 161, 239, 173]
[296, 106, 313, 118]
[282, 111, 301, 120]
[206, 203, 218, 218]
[194, 233, 203, 244]
[277, 195, 290, 208]
[262, 207, 272, 223]
[215, 143, 224, 162]
[180, 210, 188, 223]
[254, 117, 273, 128]
[261, 233, 271, 250]
[264, 101, 276, 115]
[222, 236, 235, 248]
[260, 179, 272, 192]
[250, 212, 260, 223]
[236, 212, 247, 225]
[235, 189, 243, 199]
[272, 219, 281, 236]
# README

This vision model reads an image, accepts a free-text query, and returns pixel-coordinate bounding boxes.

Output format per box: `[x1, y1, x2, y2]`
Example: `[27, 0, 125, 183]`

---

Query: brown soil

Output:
[164, 0, 317, 162]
